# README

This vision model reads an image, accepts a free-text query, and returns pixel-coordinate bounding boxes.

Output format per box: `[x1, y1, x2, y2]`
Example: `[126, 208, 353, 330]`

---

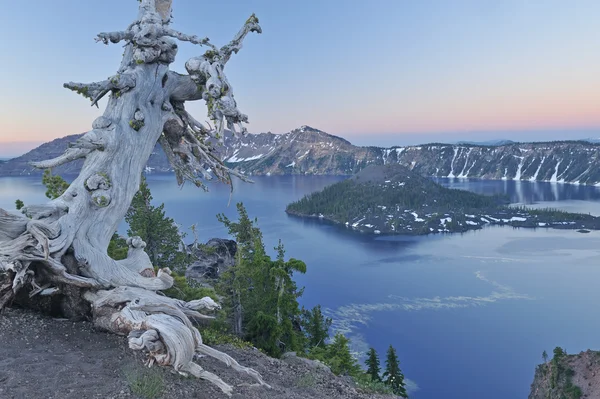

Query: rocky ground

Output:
[0, 308, 395, 399]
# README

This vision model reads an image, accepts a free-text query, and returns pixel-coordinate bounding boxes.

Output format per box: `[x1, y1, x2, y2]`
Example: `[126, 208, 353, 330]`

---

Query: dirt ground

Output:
[0, 308, 395, 399]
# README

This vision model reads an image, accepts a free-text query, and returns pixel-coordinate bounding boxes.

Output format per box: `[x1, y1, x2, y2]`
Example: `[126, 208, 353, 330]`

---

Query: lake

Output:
[2, 174, 600, 399]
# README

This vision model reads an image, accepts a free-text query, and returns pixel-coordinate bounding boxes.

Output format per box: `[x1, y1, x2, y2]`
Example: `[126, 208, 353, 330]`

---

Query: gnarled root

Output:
[85, 288, 270, 396]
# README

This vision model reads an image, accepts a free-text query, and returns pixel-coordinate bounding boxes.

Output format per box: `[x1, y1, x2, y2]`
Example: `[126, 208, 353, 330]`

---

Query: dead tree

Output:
[0, 1, 268, 395]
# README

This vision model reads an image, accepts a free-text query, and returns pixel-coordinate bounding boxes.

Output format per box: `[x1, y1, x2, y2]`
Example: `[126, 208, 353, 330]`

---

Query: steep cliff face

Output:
[391, 142, 600, 184]
[227, 131, 600, 185]
[3, 126, 600, 185]
[529, 350, 600, 399]
[220, 127, 600, 185]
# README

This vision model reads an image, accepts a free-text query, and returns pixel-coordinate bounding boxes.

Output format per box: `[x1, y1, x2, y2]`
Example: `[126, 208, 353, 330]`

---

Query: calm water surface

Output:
[2, 175, 600, 399]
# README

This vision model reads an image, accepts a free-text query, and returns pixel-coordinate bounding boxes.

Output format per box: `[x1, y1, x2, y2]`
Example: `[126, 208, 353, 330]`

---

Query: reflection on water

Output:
[435, 177, 600, 204]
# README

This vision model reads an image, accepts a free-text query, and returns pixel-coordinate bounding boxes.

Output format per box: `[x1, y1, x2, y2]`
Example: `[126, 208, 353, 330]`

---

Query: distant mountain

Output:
[221, 127, 600, 185]
[219, 125, 368, 175]
[285, 164, 600, 235]
[455, 139, 516, 146]
[2, 126, 600, 185]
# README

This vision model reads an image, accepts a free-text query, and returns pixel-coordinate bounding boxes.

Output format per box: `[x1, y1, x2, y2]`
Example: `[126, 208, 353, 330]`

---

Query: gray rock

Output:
[186, 238, 237, 281]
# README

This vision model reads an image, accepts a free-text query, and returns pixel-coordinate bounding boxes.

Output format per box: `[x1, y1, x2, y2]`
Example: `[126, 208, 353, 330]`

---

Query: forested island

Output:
[286, 164, 600, 235]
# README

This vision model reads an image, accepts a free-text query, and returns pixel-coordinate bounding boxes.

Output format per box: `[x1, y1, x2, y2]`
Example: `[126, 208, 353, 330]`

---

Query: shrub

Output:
[199, 325, 254, 350]
[353, 373, 395, 395]
[122, 365, 164, 399]
[161, 273, 217, 302]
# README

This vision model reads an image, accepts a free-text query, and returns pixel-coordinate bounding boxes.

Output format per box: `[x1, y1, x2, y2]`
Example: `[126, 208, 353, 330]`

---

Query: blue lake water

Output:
[2, 174, 600, 399]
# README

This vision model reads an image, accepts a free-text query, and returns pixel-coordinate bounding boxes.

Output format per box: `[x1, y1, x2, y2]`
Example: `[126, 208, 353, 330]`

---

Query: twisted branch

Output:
[182, 14, 261, 143]
[85, 288, 269, 397]
[160, 104, 252, 192]
[219, 13, 262, 65]
[30, 129, 108, 169]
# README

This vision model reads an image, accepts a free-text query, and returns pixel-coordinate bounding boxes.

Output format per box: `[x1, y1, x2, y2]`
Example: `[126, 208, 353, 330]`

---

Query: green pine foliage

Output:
[126, 175, 190, 273]
[353, 373, 395, 395]
[107, 232, 128, 260]
[301, 304, 332, 349]
[42, 169, 70, 199]
[383, 345, 408, 398]
[216, 203, 307, 357]
[161, 272, 217, 302]
[365, 347, 382, 382]
[215, 204, 411, 388]
[198, 324, 254, 349]
[286, 165, 507, 221]
[322, 333, 362, 376]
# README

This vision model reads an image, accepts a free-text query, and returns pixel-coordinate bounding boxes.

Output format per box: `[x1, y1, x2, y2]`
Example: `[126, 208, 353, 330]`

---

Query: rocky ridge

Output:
[2, 126, 600, 185]
[529, 349, 600, 399]
[225, 127, 600, 185]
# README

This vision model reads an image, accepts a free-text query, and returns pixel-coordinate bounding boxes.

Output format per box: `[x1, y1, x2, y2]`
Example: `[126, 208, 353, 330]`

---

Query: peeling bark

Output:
[0, 0, 263, 395]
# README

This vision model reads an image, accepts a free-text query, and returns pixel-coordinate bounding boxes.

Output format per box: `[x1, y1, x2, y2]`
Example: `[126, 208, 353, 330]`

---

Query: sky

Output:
[1, 0, 599, 157]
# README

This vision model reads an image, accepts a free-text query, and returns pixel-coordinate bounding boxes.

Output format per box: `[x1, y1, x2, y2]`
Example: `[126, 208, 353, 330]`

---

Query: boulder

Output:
[186, 238, 237, 281]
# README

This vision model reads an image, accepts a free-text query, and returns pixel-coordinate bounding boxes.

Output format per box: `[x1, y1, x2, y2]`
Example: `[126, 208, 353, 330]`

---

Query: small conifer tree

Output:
[365, 347, 382, 382]
[126, 175, 189, 272]
[325, 333, 361, 376]
[383, 345, 408, 398]
[301, 304, 332, 349]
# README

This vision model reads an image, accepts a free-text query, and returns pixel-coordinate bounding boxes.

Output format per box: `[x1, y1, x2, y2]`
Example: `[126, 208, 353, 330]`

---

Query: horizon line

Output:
[2, 124, 600, 144]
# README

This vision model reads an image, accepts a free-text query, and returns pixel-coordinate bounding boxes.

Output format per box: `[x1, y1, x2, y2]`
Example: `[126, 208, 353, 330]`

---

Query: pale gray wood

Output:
[0, 1, 264, 394]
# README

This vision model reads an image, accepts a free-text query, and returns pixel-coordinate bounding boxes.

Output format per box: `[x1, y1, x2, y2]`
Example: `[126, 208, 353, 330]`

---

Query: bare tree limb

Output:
[219, 14, 262, 65]
[30, 129, 108, 169]
[162, 28, 214, 48]
[30, 147, 93, 169]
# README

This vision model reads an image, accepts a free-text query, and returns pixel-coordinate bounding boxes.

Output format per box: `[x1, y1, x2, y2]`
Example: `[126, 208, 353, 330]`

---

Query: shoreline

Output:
[285, 207, 600, 236]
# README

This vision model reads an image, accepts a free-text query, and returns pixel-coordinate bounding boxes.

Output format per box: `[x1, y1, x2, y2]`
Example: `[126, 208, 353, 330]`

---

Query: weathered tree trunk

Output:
[0, 1, 266, 395]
